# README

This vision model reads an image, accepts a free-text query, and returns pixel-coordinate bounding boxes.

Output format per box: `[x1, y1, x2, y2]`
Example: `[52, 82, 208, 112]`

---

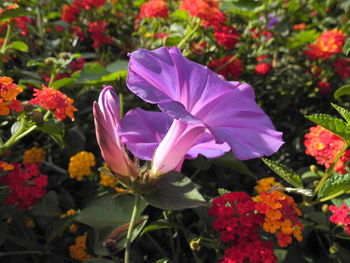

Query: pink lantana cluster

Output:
[329, 204, 350, 235]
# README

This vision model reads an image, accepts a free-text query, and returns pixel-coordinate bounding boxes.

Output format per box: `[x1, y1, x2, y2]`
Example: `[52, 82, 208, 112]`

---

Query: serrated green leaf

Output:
[6, 41, 29, 52]
[36, 119, 65, 148]
[140, 171, 207, 210]
[318, 173, 350, 201]
[305, 114, 350, 142]
[331, 103, 350, 123]
[286, 30, 319, 49]
[334, 84, 350, 100]
[0, 8, 29, 22]
[262, 158, 303, 188]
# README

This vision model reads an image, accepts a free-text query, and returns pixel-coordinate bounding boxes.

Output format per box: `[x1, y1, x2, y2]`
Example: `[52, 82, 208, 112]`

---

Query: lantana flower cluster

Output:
[23, 147, 46, 164]
[0, 163, 48, 209]
[209, 192, 277, 263]
[304, 29, 346, 60]
[0, 76, 23, 115]
[304, 125, 350, 174]
[208, 56, 243, 80]
[0, 4, 32, 36]
[99, 164, 118, 188]
[69, 233, 93, 261]
[30, 85, 77, 121]
[139, 0, 169, 19]
[68, 151, 96, 181]
[329, 204, 350, 235]
[254, 190, 303, 247]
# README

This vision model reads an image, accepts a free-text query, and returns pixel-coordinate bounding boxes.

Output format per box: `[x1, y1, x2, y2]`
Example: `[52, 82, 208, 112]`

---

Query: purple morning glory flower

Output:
[93, 86, 136, 179]
[126, 47, 284, 176]
[119, 108, 230, 162]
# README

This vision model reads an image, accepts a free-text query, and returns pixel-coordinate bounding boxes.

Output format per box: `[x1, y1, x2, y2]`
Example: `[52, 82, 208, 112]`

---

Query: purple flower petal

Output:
[127, 47, 284, 164]
[119, 108, 230, 162]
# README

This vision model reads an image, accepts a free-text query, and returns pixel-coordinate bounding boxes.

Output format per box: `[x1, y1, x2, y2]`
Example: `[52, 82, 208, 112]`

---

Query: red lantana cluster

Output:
[139, 0, 169, 19]
[0, 163, 48, 210]
[61, 0, 106, 23]
[209, 192, 277, 263]
[0, 76, 23, 115]
[87, 20, 112, 49]
[30, 85, 77, 121]
[304, 125, 350, 174]
[316, 81, 331, 95]
[329, 204, 350, 235]
[208, 56, 243, 79]
[0, 4, 32, 36]
[304, 29, 346, 60]
[334, 58, 350, 79]
[180, 0, 239, 49]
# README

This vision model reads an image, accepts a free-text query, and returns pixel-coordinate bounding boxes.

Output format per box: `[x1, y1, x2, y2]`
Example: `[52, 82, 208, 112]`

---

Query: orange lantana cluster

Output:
[0, 76, 23, 115]
[254, 177, 282, 194]
[139, 0, 169, 19]
[304, 125, 350, 174]
[305, 29, 346, 60]
[30, 86, 77, 121]
[254, 190, 303, 247]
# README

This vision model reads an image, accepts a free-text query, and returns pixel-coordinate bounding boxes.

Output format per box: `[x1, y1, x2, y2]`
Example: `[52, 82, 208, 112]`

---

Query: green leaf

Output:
[334, 84, 350, 100]
[36, 119, 65, 148]
[0, 8, 29, 22]
[262, 158, 303, 188]
[305, 113, 350, 142]
[75, 63, 109, 83]
[318, 173, 350, 201]
[31, 191, 63, 217]
[46, 214, 77, 243]
[221, 0, 264, 18]
[52, 78, 74, 89]
[6, 41, 29, 52]
[106, 60, 129, 73]
[76, 194, 147, 229]
[331, 103, 350, 123]
[141, 220, 185, 235]
[140, 171, 207, 210]
[171, 10, 189, 21]
[343, 37, 350, 55]
[331, 195, 350, 207]
[212, 152, 255, 178]
[286, 30, 319, 49]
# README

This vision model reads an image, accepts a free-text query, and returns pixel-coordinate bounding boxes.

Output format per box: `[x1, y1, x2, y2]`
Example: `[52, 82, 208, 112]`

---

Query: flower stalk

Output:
[124, 194, 141, 263]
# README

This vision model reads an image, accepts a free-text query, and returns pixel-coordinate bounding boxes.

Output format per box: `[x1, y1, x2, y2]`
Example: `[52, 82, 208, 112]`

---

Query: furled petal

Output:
[93, 86, 131, 176]
[151, 120, 206, 176]
[127, 47, 284, 162]
[119, 108, 230, 161]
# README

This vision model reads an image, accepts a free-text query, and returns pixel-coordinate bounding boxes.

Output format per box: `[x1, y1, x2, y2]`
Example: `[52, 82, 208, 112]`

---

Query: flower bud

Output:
[44, 57, 57, 65]
[58, 52, 71, 60]
[310, 165, 318, 173]
[189, 238, 201, 251]
[321, 204, 329, 213]
[31, 111, 44, 125]
[329, 244, 338, 254]
[22, 101, 34, 112]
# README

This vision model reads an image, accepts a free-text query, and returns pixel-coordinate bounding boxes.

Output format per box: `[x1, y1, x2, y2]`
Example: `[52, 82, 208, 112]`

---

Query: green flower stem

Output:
[0, 117, 26, 155]
[119, 93, 124, 118]
[0, 24, 11, 54]
[124, 194, 141, 263]
[313, 143, 349, 195]
[178, 19, 200, 50]
[0, 111, 51, 155]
